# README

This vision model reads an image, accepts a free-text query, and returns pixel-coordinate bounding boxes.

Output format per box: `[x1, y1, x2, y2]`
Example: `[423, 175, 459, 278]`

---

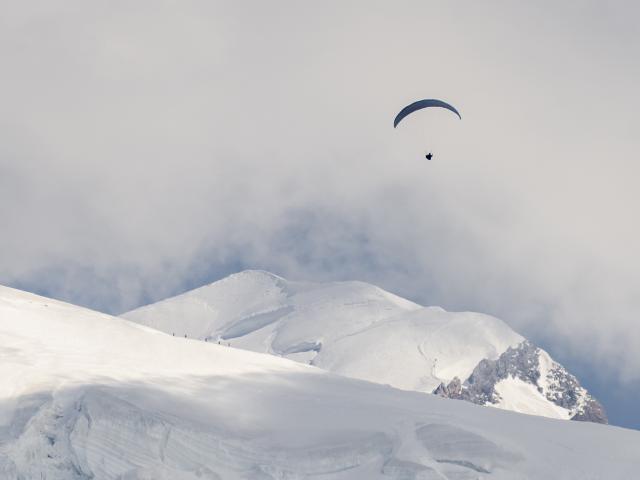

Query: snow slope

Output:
[1, 284, 639, 479]
[123, 270, 521, 393]
[123, 270, 602, 421]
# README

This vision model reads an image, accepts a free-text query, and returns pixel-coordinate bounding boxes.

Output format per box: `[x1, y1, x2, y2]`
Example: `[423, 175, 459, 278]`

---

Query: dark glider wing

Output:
[393, 99, 461, 128]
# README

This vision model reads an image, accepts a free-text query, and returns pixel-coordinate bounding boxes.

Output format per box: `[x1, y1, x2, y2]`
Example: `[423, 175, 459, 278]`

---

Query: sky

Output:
[1, 1, 639, 428]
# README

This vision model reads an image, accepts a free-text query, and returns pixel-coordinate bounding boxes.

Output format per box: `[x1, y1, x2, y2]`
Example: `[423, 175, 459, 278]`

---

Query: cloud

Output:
[1, 1, 639, 387]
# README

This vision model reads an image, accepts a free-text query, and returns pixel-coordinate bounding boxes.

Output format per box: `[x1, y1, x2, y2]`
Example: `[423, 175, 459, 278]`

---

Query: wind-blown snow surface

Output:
[123, 271, 521, 393]
[123, 270, 600, 421]
[1, 285, 639, 479]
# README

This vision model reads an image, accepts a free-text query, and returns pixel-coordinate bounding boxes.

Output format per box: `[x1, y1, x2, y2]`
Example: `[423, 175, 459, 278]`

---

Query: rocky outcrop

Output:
[433, 376, 463, 399]
[433, 341, 607, 424]
[570, 397, 608, 424]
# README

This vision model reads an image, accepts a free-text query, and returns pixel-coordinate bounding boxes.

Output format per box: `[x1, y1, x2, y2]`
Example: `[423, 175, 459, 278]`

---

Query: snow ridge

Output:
[123, 270, 606, 423]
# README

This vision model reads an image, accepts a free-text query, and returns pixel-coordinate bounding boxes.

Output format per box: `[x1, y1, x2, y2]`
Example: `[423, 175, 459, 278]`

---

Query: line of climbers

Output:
[171, 332, 231, 346]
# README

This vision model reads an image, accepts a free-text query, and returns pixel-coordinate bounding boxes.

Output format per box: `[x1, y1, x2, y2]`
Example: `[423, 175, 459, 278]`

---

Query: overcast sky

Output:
[1, 1, 639, 427]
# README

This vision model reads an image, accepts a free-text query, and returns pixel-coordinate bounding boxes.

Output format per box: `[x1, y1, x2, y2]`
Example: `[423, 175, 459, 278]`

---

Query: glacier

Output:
[1, 284, 639, 478]
[123, 270, 605, 423]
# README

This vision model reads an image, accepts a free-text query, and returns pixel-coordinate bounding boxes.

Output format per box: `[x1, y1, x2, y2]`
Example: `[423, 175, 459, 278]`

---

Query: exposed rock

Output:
[433, 377, 463, 399]
[432, 341, 607, 424]
[571, 397, 608, 424]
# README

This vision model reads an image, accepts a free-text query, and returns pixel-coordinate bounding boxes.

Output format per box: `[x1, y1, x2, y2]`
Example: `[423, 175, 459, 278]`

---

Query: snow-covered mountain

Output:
[433, 341, 607, 423]
[123, 270, 606, 423]
[1, 284, 639, 479]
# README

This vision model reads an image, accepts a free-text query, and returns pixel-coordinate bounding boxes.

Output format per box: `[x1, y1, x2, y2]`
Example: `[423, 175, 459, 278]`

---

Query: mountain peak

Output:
[123, 270, 605, 423]
[222, 269, 288, 283]
[434, 340, 607, 423]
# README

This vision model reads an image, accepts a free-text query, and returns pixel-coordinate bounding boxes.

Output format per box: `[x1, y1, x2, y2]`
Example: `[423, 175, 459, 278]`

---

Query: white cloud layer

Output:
[1, 1, 639, 381]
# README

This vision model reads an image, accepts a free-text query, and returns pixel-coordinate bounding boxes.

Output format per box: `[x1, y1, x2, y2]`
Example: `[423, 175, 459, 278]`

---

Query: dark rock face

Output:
[433, 376, 463, 399]
[571, 397, 608, 424]
[433, 341, 608, 424]
[544, 361, 581, 409]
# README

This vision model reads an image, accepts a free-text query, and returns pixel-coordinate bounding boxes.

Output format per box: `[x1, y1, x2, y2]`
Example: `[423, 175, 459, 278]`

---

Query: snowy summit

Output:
[123, 270, 606, 424]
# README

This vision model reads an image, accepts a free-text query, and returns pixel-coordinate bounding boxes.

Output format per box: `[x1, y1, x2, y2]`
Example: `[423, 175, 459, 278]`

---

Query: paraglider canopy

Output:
[393, 99, 461, 128]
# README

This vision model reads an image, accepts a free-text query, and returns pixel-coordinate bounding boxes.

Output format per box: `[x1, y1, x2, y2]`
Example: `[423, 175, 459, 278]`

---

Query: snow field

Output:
[1, 284, 639, 478]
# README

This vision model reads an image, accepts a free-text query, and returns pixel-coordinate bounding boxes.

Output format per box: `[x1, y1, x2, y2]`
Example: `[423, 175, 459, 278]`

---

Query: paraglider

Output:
[393, 99, 461, 128]
[394, 99, 461, 160]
